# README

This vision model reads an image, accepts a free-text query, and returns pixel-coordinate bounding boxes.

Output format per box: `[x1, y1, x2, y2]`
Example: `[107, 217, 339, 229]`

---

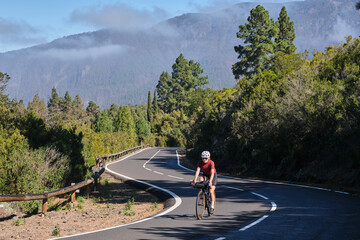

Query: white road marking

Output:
[335, 190, 350, 195]
[251, 192, 269, 200]
[168, 175, 184, 180]
[176, 149, 278, 233]
[143, 149, 184, 180]
[176, 150, 195, 172]
[215, 238, 226, 240]
[239, 215, 269, 231]
[270, 202, 277, 212]
[51, 148, 182, 240]
[222, 186, 244, 191]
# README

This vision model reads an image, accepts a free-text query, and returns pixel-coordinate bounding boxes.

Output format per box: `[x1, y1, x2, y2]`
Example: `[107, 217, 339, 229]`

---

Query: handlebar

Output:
[192, 180, 209, 189]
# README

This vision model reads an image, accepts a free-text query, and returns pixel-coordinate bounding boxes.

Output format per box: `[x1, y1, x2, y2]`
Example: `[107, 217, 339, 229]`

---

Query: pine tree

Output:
[147, 91, 152, 122]
[156, 71, 173, 112]
[275, 6, 296, 54]
[153, 89, 158, 113]
[28, 94, 47, 119]
[109, 104, 118, 121]
[232, 5, 278, 79]
[48, 87, 61, 121]
[357, 2, 360, 10]
[95, 109, 113, 133]
[73, 94, 86, 120]
[62, 91, 73, 121]
[135, 116, 151, 144]
[86, 101, 100, 125]
[156, 54, 208, 113]
[114, 105, 135, 136]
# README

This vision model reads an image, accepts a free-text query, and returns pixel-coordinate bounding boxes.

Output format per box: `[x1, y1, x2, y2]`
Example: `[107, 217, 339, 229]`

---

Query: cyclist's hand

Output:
[209, 182, 213, 187]
[191, 180, 196, 186]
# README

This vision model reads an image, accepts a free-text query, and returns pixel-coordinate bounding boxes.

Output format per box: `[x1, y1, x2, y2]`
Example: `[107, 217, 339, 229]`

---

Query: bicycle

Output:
[193, 180, 216, 220]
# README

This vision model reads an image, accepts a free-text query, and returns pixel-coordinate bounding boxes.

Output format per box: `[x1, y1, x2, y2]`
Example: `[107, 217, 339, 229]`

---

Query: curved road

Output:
[57, 147, 360, 240]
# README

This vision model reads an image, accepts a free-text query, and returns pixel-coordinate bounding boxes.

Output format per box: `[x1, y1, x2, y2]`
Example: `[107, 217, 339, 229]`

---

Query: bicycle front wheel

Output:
[196, 190, 206, 220]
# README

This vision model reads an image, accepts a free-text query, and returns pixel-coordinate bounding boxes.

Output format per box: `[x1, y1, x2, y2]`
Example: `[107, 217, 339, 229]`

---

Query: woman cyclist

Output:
[192, 151, 217, 213]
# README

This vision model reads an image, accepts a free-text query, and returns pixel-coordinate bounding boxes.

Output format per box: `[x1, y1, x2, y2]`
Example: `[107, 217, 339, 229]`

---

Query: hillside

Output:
[0, 0, 359, 107]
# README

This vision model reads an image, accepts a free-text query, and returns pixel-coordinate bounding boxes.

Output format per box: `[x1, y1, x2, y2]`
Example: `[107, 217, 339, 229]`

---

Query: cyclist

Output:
[192, 150, 217, 213]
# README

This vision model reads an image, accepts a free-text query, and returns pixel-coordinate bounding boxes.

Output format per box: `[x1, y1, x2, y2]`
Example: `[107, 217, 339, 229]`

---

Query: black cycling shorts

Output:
[202, 172, 217, 186]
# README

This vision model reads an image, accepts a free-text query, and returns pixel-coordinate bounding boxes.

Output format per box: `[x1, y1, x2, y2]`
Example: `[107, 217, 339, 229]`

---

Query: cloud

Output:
[0, 18, 46, 48]
[69, 3, 169, 32]
[35, 44, 128, 61]
[190, 0, 303, 14]
[329, 16, 360, 43]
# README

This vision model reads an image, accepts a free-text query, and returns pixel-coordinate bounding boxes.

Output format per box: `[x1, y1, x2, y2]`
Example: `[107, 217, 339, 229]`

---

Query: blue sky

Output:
[0, 0, 295, 53]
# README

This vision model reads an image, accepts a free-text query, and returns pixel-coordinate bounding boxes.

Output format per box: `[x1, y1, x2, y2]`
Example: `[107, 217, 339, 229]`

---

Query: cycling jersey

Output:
[197, 159, 216, 176]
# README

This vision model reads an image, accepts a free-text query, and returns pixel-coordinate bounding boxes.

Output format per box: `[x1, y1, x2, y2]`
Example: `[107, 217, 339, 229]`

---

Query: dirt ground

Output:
[0, 173, 164, 240]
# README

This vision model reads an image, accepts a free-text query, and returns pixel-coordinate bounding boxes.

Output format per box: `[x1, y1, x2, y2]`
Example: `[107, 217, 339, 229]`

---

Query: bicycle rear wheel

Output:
[196, 190, 206, 220]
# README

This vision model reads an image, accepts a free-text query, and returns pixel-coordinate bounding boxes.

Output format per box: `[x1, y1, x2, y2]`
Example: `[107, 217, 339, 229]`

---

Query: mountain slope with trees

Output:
[0, 3, 359, 216]
[0, 0, 358, 107]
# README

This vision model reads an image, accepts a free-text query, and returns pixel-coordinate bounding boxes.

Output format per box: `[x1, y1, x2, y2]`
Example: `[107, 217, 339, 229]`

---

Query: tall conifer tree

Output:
[28, 94, 47, 119]
[232, 5, 278, 79]
[48, 87, 61, 121]
[156, 54, 208, 113]
[147, 91, 152, 122]
[275, 6, 296, 54]
[153, 89, 158, 113]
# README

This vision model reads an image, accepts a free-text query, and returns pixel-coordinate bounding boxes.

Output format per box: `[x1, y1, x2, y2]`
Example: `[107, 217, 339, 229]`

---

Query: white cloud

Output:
[69, 3, 169, 32]
[0, 18, 46, 49]
[35, 44, 128, 61]
[329, 16, 360, 43]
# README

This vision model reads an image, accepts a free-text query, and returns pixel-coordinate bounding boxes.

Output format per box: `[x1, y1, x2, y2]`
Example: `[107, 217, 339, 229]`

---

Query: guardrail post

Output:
[71, 183, 75, 209]
[42, 191, 48, 213]
[87, 184, 91, 199]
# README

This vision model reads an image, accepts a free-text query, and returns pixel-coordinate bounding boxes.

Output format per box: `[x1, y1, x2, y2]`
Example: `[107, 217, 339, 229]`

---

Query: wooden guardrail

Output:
[95, 144, 149, 168]
[0, 144, 150, 213]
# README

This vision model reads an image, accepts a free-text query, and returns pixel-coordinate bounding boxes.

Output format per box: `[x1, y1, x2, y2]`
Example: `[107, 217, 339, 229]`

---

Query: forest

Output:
[0, 5, 359, 212]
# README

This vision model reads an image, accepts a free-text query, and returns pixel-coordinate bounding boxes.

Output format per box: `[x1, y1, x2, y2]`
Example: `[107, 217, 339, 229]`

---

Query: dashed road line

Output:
[176, 149, 278, 233]
[251, 192, 269, 200]
[222, 186, 244, 191]
[168, 175, 184, 180]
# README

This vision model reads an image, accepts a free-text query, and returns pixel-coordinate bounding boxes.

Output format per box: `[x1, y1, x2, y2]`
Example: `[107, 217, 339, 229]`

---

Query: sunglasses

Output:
[202, 158, 208, 160]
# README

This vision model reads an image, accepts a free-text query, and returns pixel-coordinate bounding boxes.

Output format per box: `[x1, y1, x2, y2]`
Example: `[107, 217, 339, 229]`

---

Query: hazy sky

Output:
[0, 0, 296, 53]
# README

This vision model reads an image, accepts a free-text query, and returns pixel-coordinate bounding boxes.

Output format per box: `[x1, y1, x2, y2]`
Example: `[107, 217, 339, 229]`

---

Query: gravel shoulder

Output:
[0, 173, 164, 240]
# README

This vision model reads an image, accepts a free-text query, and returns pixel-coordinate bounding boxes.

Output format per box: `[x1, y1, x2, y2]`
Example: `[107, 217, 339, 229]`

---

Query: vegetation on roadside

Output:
[0, 3, 359, 209]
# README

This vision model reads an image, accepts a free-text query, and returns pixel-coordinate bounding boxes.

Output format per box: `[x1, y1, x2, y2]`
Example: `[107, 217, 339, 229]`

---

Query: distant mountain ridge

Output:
[0, 0, 359, 107]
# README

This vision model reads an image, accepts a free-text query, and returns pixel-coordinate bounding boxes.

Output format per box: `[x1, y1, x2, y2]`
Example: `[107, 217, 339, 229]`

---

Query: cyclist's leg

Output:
[209, 186, 216, 202]
[209, 172, 217, 207]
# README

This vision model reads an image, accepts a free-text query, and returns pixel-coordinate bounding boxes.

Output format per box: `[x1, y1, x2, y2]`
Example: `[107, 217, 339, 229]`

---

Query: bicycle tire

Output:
[196, 190, 206, 220]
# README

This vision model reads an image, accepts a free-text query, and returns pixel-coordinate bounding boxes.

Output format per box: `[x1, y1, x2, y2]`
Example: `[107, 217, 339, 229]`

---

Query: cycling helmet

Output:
[201, 151, 210, 159]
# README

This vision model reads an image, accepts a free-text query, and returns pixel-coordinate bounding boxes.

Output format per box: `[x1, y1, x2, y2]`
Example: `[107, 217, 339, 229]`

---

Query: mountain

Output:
[0, 0, 359, 107]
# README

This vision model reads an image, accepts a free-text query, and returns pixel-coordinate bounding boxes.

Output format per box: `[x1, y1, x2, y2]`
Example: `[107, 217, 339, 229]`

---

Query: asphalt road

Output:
[57, 147, 360, 240]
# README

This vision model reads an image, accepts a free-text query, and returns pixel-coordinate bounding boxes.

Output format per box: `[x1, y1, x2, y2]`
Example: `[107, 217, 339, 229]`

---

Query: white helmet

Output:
[201, 151, 210, 159]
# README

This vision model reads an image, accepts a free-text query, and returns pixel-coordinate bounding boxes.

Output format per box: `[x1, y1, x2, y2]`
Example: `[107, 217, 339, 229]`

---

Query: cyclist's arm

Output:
[193, 167, 201, 184]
